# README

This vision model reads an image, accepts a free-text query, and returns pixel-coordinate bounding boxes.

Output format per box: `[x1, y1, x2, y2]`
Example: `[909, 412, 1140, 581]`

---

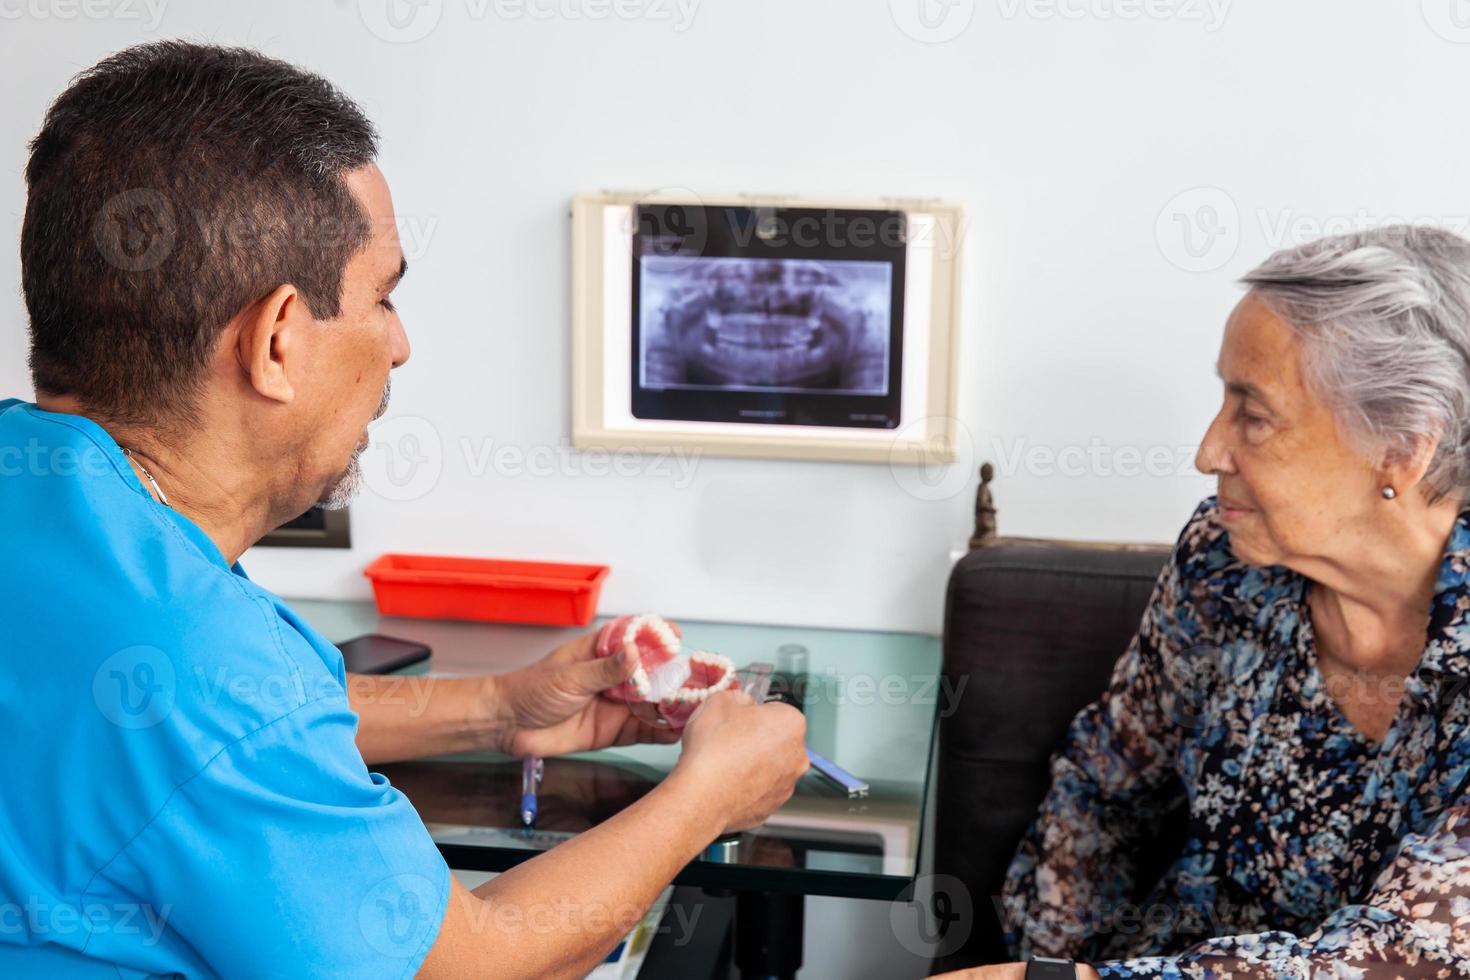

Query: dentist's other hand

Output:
[671, 690, 809, 834]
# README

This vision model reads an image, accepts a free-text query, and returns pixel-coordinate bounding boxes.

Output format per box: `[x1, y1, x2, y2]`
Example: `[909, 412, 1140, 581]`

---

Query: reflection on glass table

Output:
[289, 602, 943, 901]
[384, 754, 910, 899]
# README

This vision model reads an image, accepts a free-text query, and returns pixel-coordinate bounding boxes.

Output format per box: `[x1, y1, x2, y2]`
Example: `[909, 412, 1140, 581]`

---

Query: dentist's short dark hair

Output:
[22, 41, 379, 426]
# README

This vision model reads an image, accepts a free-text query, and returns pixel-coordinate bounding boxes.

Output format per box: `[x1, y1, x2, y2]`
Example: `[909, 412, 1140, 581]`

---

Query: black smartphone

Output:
[337, 634, 431, 675]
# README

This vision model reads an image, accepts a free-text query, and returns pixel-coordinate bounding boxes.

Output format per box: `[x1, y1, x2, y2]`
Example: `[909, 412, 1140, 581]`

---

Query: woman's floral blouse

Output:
[1002, 498, 1470, 979]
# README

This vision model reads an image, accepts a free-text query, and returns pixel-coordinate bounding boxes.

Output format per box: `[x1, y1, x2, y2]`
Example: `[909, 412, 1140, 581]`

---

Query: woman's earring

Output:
[1381, 486, 1397, 500]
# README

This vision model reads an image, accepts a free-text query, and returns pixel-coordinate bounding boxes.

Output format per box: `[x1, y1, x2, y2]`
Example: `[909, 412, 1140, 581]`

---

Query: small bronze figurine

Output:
[969, 462, 997, 549]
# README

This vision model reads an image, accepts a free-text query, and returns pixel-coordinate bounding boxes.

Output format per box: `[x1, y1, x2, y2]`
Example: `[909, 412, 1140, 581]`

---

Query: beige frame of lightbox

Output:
[570, 191, 964, 464]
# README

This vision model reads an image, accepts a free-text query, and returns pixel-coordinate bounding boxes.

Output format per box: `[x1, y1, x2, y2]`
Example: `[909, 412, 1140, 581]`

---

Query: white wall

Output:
[4, 1, 1468, 635]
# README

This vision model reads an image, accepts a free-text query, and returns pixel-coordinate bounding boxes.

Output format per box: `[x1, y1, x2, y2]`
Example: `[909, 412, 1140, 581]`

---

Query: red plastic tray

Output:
[363, 553, 610, 627]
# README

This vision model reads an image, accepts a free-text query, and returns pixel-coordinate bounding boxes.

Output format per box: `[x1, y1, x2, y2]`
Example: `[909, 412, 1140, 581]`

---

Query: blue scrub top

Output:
[0, 400, 450, 977]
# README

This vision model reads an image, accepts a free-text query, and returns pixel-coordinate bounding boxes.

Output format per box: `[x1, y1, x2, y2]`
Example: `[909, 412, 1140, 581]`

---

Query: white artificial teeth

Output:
[622, 612, 676, 700]
[614, 622, 738, 706]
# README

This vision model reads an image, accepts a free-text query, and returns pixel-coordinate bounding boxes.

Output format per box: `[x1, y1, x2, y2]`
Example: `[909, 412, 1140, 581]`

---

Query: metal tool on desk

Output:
[739, 661, 870, 799]
[520, 755, 543, 830]
[805, 748, 869, 798]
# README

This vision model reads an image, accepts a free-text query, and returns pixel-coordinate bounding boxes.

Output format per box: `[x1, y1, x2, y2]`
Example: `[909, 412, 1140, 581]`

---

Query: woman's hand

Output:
[493, 631, 682, 757]
[928, 967, 1025, 980]
[928, 964, 1102, 980]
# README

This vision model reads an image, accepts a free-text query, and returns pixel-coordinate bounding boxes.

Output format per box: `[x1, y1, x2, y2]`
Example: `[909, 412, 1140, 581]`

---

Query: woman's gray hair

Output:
[1241, 224, 1470, 504]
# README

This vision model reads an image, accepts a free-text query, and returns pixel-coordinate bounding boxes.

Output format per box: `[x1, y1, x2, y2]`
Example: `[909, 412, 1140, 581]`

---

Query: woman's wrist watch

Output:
[1025, 956, 1079, 979]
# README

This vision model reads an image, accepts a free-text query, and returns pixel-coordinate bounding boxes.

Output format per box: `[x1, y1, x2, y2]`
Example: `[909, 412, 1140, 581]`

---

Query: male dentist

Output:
[0, 40, 808, 978]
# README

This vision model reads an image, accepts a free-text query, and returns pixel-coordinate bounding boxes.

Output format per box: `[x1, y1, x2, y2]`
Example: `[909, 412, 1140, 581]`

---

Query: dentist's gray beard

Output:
[318, 380, 391, 511]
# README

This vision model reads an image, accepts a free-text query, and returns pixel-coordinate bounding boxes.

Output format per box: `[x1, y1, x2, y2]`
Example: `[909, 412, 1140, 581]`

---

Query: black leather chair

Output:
[930, 537, 1175, 974]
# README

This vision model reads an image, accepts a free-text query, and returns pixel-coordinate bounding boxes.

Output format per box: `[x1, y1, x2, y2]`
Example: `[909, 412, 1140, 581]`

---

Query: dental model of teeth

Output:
[594, 613, 737, 728]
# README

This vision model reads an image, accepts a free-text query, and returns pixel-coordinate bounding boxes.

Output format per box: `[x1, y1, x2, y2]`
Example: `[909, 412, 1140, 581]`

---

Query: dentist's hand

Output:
[495, 631, 682, 757]
[671, 690, 809, 834]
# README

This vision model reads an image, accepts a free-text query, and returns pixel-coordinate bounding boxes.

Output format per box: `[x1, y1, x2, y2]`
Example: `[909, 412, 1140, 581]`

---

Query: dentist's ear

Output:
[233, 284, 304, 405]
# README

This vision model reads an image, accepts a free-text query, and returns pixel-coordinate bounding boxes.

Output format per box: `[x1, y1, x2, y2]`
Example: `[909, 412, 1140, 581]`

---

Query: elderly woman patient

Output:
[947, 225, 1470, 979]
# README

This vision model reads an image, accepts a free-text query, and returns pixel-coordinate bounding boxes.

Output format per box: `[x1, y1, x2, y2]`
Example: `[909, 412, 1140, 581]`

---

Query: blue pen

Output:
[521, 756, 543, 828]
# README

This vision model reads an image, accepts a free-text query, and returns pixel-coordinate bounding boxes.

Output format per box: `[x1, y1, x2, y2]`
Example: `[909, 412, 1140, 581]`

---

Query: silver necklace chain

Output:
[121, 447, 170, 506]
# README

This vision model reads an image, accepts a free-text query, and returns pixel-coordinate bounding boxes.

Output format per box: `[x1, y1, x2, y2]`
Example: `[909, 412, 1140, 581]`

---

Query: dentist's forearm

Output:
[347, 672, 507, 764]
[420, 767, 726, 979]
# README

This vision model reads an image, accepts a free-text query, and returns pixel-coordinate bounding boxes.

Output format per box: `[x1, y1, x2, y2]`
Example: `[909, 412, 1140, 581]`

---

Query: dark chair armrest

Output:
[931, 539, 1169, 971]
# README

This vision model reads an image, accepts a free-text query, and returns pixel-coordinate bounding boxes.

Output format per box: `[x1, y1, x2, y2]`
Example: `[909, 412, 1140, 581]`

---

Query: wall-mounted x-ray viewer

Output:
[571, 192, 964, 464]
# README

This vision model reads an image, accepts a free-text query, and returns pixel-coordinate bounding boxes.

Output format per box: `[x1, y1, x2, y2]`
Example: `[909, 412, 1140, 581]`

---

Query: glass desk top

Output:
[289, 600, 943, 900]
